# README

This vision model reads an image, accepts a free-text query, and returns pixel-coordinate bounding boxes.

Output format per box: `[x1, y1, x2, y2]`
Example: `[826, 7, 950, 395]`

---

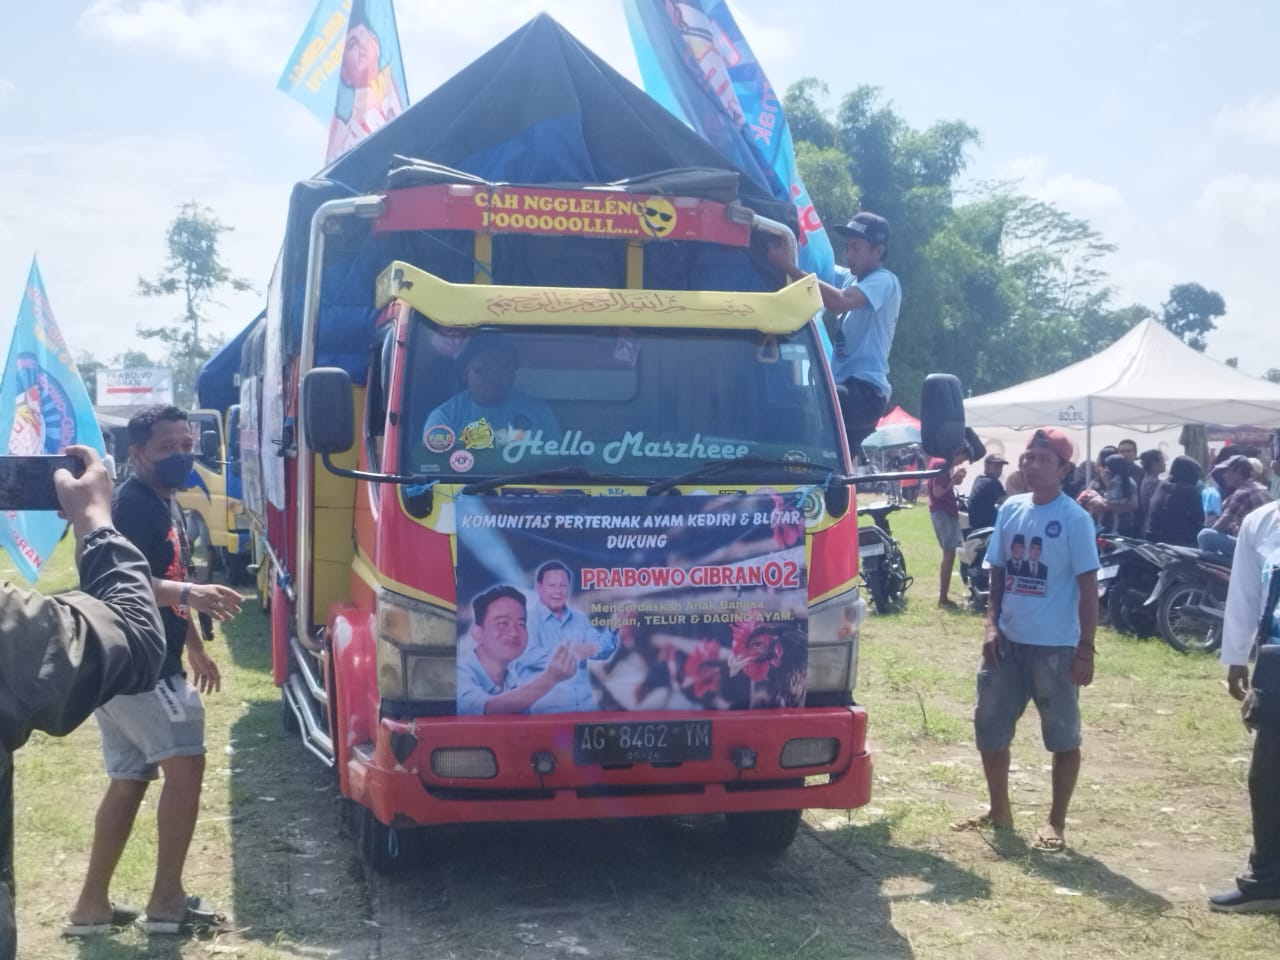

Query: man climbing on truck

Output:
[768, 211, 902, 451]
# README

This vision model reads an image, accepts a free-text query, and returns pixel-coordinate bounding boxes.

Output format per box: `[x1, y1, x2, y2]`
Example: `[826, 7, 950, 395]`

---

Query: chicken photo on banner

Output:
[0, 258, 104, 581]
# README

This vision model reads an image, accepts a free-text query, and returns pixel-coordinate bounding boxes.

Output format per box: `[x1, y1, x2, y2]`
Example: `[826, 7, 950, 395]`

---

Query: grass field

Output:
[8, 506, 1278, 959]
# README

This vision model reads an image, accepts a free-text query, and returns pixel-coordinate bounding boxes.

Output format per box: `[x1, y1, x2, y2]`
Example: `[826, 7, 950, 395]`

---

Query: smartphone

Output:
[0, 455, 85, 511]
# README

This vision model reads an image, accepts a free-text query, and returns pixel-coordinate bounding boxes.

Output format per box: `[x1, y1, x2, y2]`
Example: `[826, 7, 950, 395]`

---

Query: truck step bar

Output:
[290, 636, 329, 706]
[284, 634, 334, 766]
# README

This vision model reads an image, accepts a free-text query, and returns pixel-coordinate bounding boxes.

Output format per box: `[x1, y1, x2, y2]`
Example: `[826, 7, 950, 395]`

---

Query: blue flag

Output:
[278, 0, 351, 123]
[279, 0, 410, 162]
[324, 0, 409, 162]
[0, 258, 104, 581]
[622, 0, 836, 285]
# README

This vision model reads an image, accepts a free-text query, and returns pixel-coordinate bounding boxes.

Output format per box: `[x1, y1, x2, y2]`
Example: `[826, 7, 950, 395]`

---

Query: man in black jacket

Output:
[966, 454, 1008, 531]
[0, 446, 165, 958]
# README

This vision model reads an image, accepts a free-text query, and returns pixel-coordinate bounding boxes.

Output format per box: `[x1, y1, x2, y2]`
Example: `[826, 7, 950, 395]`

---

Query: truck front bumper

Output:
[346, 706, 871, 827]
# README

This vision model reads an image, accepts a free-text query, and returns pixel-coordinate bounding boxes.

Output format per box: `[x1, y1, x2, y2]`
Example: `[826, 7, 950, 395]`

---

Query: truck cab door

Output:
[177, 409, 229, 563]
[190, 409, 224, 474]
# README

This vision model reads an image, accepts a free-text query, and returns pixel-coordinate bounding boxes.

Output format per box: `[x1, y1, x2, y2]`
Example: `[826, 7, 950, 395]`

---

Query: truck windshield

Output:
[401, 317, 843, 481]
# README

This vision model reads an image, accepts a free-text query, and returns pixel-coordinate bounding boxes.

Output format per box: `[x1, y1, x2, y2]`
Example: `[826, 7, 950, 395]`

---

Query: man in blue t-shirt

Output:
[512, 561, 618, 714]
[952, 427, 1100, 854]
[768, 211, 902, 451]
[456, 586, 577, 716]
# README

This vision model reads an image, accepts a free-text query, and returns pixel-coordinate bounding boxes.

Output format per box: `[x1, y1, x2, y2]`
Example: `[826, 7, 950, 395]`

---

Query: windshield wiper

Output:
[645, 454, 840, 496]
[460, 466, 641, 496]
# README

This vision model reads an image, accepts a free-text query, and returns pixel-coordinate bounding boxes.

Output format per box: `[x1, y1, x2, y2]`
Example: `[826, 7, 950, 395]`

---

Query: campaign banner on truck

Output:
[455, 494, 807, 719]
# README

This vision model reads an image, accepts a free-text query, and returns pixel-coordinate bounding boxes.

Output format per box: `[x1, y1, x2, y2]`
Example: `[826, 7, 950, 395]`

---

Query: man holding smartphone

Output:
[1, 446, 166, 958]
[68, 406, 231, 936]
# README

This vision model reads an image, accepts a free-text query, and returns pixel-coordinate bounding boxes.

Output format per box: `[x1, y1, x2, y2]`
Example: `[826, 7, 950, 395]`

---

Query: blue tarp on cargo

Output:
[197, 311, 263, 412]
[278, 14, 796, 381]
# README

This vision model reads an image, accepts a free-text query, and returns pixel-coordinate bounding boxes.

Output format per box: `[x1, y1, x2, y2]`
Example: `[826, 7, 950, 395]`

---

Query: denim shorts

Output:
[94, 675, 206, 781]
[973, 641, 1081, 753]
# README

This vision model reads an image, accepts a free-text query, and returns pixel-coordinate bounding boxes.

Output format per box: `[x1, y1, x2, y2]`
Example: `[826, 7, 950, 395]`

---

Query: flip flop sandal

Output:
[950, 814, 1008, 832]
[1032, 831, 1067, 853]
[136, 895, 228, 935]
[61, 903, 141, 937]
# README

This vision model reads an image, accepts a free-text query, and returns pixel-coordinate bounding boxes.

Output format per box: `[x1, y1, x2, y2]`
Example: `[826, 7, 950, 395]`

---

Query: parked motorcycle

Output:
[857, 499, 913, 614]
[1101, 534, 1230, 654]
[1152, 546, 1231, 654]
[957, 522, 995, 612]
[953, 493, 997, 612]
[1098, 535, 1161, 638]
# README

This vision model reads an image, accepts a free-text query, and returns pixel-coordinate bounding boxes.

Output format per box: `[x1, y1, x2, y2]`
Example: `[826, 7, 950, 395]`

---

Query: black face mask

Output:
[152, 452, 195, 490]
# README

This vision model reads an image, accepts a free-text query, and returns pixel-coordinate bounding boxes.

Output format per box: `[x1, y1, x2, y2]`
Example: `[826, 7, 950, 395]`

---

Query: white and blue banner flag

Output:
[622, 0, 835, 284]
[0, 258, 104, 581]
[278, 0, 351, 122]
[279, 0, 410, 162]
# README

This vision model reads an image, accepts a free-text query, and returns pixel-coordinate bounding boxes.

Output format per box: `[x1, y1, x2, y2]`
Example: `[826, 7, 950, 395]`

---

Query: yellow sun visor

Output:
[373, 261, 821, 334]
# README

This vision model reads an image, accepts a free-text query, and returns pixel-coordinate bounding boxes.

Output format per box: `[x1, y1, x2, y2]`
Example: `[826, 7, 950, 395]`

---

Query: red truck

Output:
[240, 16, 963, 870]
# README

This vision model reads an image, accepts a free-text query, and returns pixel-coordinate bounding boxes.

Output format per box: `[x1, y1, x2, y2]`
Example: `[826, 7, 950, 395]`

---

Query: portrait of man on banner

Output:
[325, 0, 409, 162]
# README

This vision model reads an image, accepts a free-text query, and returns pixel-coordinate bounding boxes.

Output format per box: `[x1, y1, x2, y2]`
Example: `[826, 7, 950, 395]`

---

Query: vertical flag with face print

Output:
[278, 0, 410, 162]
[622, 0, 835, 284]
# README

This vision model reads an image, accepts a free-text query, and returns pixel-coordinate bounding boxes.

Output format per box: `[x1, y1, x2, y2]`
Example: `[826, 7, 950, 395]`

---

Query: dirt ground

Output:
[13, 507, 1280, 958]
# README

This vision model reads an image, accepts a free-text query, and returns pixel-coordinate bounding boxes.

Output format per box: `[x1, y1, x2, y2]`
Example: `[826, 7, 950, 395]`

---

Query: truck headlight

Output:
[805, 590, 864, 693]
[376, 589, 456, 702]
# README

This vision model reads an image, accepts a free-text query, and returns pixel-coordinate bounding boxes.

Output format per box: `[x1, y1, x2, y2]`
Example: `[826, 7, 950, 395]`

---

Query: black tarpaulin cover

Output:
[279, 14, 795, 379]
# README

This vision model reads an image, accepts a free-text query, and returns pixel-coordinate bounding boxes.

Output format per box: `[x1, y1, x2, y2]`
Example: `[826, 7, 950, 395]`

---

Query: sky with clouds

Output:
[3, 0, 1278, 380]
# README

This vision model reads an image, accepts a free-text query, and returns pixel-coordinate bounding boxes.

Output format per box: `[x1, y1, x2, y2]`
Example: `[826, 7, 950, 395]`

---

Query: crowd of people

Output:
[914, 435, 1280, 558]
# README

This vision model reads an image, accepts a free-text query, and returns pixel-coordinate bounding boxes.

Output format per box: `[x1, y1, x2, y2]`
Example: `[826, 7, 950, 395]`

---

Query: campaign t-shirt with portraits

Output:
[984, 491, 1099, 648]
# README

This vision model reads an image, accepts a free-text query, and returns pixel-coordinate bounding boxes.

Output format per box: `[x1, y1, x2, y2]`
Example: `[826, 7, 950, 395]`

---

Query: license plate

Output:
[574, 720, 712, 765]
[859, 542, 886, 558]
[1098, 566, 1118, 581]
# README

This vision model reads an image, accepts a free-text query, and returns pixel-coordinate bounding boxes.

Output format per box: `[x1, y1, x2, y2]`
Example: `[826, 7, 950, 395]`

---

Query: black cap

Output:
[831, 212, 890, 246]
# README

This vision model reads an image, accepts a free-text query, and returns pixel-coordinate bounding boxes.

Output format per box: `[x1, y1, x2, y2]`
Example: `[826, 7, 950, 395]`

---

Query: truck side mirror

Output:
[920, 373, 966, 459]
[200, 429, 220, 461]
[302, 368, 355, 455]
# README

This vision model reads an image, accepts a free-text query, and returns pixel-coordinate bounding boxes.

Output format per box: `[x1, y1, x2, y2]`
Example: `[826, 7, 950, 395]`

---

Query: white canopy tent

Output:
[964, 318, 1280, 430]
[960, 318, 1280, 483]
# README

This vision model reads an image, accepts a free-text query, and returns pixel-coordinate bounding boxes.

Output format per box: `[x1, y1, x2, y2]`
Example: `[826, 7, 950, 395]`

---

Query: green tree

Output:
[1265, 368, 1280, 383]
[1160, 282, 1226, 352]
[112, 349, 157, 368]
[794, 142, 858, 239]
[782, 78, 837, 150]
[1225, 357, 1239, 368]
[75, 350, 103, 404]
[137, 202, 252, 407]
[790, 78, 1137, 403]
